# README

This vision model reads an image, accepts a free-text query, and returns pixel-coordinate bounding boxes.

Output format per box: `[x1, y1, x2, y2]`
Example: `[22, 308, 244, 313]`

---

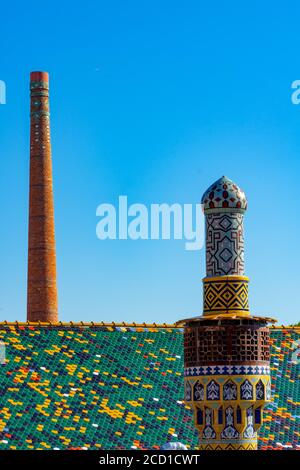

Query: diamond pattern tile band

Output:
[184, 365, 271, 377]
[203, 276, 249, 315]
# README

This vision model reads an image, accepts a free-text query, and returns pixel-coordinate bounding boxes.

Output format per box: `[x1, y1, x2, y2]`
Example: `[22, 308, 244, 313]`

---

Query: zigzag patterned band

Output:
[199, 441, 257, 450]
[203, 275, 249, 315]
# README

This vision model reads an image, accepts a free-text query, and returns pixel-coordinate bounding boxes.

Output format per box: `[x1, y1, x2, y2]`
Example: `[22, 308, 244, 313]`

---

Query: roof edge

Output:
[0, 321, 298, 331]
[0, 321, 176, 329]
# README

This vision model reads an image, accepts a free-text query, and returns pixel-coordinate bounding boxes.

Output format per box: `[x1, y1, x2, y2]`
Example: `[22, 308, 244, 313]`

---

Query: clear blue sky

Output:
[0, 1, 299, 325]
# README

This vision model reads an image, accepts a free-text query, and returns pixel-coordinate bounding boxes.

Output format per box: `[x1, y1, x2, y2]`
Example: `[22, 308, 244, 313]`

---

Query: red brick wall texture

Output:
[27, 72, 58, 322]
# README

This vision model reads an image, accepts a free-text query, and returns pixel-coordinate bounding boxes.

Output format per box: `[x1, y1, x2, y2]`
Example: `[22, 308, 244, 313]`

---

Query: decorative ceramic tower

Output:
[27, 72, 58, 322]
[178, 176, 275, 450]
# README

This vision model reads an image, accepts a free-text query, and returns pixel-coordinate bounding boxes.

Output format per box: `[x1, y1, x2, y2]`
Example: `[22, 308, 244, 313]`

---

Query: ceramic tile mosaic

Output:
[0, 326, 298, 450]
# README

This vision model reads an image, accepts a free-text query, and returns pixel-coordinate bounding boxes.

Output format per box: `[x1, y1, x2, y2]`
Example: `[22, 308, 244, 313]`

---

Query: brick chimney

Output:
[27, 72, 58, 322]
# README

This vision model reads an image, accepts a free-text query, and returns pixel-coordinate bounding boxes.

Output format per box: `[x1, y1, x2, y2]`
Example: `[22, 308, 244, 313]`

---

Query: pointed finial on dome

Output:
[201, 176, 247, 214]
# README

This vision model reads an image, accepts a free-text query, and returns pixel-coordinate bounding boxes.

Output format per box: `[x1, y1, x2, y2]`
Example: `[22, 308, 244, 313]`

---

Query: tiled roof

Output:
[0, 325, 299, 450]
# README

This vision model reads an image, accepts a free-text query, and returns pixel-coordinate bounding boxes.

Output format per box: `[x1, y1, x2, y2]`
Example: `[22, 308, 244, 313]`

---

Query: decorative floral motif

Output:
[221, 407, 239, 439]
[207, 380, 220, 400]
[193, 381, 204, 401]
[241, 379, 253, 400]
[256, 380, 265, 400]
[185, 380, 192, 401]
[202, 408, 216, 439]
[223, 380, 237, 400]
[244, 407, 256, 439]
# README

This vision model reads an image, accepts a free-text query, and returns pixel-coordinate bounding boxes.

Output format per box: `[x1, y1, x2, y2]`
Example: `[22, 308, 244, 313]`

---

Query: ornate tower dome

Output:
[201, 176, 247, 213]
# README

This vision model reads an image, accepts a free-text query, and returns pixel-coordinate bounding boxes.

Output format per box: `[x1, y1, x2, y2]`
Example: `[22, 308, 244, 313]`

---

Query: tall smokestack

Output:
[27, 72, 58, 322]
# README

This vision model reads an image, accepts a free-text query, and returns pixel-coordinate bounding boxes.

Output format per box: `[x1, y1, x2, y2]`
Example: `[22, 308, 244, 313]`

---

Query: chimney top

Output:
[30, 71, 49, 83]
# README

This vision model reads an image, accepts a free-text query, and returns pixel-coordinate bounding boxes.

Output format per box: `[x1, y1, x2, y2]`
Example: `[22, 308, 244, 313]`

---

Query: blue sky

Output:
[0, 1, 299, 324]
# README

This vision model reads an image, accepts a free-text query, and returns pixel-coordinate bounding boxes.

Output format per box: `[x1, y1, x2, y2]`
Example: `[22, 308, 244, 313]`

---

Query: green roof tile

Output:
[0, 327, 299, 450]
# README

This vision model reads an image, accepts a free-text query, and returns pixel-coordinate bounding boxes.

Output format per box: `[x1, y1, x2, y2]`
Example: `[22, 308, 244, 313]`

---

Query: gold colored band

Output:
[203, 275, 249, 282]
[203, 276, 249, 316]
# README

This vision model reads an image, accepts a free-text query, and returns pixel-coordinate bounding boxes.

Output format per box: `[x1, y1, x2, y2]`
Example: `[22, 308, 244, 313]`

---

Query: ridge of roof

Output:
[0, 321, 298, 330]
[0, 321, 176, 329]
